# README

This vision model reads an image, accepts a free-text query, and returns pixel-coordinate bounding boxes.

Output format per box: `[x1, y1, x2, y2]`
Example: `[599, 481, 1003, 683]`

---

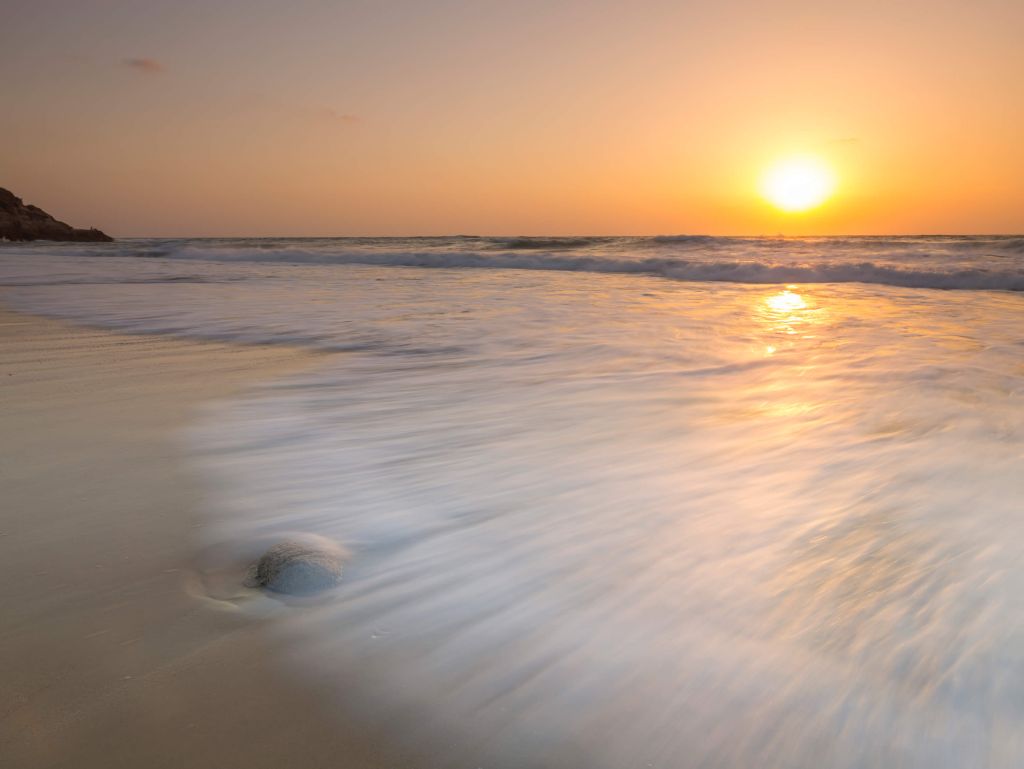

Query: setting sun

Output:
[761, 157, 836, 213]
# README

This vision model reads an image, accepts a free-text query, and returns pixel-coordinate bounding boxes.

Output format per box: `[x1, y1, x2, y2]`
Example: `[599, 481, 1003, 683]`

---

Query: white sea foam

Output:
[4, 242, 1024, 766]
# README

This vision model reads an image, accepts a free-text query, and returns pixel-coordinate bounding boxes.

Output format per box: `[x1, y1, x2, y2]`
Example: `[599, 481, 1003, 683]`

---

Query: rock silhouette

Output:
[0, 188, 113, 242]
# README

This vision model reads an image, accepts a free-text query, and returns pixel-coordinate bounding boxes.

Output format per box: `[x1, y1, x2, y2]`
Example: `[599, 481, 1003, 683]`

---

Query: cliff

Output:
[0, 188, 113, 242]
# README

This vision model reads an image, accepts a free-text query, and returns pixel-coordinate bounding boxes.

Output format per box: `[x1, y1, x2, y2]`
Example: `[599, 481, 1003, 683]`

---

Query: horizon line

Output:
[96, 232, 1024, 240]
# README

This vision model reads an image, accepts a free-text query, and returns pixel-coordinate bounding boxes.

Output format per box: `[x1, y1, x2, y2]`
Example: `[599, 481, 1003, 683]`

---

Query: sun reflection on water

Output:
[765, 288, 808, 313]
[756, 286, 829, 344]
[743, 286, 833, 422]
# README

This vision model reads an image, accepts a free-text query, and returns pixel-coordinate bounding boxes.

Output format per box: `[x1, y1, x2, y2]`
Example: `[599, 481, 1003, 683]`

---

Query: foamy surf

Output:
[183, 278, 1024, 768]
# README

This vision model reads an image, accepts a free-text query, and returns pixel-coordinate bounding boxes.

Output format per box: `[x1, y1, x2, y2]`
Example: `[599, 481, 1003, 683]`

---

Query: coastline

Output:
[0, 306, 399, 768]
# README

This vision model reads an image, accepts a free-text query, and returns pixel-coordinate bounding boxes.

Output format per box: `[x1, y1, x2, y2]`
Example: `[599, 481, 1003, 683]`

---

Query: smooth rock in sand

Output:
[252, 540, 344, 595]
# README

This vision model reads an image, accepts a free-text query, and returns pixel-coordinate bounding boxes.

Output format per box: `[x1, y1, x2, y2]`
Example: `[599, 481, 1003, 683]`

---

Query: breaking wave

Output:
[156, 245, 1024, 291]
[4, 234, 1024, 291]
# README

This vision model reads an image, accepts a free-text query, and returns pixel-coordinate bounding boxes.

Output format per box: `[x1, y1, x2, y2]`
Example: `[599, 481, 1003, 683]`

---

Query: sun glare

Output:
[761, 156, 836, 213]
[765, 289, 808, 313]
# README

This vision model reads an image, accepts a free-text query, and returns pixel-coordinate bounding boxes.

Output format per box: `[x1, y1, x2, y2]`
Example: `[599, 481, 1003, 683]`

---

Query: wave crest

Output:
[159, 245, 1024, 292]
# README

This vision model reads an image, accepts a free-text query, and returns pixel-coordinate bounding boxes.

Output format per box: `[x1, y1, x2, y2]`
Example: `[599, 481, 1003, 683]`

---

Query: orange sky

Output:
[2, 0, 1022, 236]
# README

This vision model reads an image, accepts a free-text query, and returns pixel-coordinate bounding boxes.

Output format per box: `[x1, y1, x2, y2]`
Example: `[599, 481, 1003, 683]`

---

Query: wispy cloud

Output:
[315, 107, 359, 124]
[121, 57, 163, 74]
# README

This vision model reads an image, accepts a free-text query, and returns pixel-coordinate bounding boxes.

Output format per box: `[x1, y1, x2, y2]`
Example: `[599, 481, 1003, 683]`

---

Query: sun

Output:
[760, 156, 836, 213]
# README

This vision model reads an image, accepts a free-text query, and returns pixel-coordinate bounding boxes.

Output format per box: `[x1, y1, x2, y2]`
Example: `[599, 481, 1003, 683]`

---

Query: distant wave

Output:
[156, 245, 1024, 292]
[651, 235, 729, 246]
[489, 236, 614, 250]
[998, 237, 1024, 253]
[5, 235, 1024, 292]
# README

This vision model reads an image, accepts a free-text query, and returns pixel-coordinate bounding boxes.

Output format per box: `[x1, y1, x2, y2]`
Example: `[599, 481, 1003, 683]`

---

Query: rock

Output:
[251, 539, 344, 595]
[0, 187, 113, 242]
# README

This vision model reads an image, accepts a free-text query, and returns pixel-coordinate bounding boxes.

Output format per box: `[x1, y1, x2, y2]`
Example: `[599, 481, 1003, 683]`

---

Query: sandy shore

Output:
[0, 307, 400, 768]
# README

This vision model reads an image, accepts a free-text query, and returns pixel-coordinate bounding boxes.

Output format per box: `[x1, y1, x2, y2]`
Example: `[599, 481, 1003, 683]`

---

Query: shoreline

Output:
[0, 306, 400, 768]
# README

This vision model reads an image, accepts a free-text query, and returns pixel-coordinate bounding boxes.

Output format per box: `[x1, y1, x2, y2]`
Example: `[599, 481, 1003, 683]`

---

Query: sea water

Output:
[3, 235, 1024, 767]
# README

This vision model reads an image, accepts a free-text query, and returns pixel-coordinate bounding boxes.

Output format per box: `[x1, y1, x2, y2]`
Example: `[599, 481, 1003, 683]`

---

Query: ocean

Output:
[4, 235, 1024, 767]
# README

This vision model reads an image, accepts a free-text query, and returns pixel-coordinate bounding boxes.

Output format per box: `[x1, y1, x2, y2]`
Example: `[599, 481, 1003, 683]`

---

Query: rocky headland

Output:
[0, 187, 113, 242]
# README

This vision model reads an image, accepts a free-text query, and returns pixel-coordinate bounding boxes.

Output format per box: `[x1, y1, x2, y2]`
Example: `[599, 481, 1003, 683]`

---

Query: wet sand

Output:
[0, 307, 402, 768]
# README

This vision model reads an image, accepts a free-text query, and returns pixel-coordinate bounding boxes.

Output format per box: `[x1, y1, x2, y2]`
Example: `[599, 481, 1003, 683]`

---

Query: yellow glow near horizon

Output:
[761, 157, 836, 213]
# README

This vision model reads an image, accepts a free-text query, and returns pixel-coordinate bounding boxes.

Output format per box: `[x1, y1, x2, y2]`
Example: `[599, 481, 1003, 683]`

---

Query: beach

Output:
[0, 306, 402, 768]
[3, 239, 1024, 767]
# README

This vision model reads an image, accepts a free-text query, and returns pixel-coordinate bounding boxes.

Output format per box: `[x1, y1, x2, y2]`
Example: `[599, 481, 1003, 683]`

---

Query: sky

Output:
[1, 0, 1023, 236]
